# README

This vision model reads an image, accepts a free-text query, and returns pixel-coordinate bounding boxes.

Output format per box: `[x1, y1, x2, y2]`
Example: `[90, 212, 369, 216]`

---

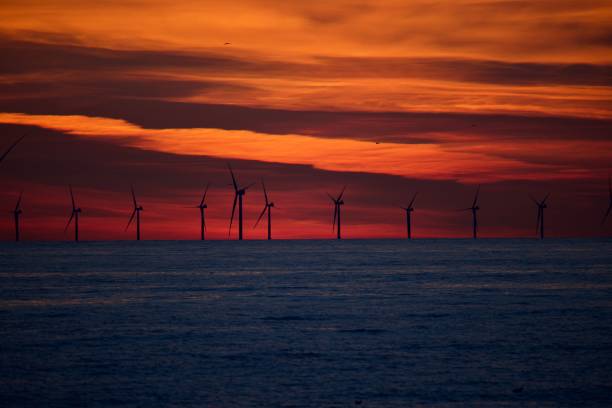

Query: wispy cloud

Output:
[2, 112, 609, 184]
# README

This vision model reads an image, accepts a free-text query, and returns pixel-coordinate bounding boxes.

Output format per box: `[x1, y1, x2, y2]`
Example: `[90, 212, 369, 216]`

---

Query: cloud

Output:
[2, 38, 611, 86]
[2, 0, 612, 62]
[1, 96, 610, 144]
[2, 112, 609, 185]
[1, 36, 611, 121]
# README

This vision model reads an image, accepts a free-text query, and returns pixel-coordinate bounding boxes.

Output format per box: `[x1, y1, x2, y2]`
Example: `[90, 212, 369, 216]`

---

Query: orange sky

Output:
[0, 0, 611, 239]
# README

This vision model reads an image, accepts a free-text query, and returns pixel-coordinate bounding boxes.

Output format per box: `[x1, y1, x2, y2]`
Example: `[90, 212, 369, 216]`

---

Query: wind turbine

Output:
[126, 186, 143, 240]
[254, 180, 274, 240]
[400, 192, 417, 239]
[13, 191, 23, 242]
[228, 164, 253, 240]
[64, 185, 81, 242]
[0, 135, 25, 166]
[328, 186, 346, 240]
[530, 193, 549, 240]
[602, 175, 612, 226]
[462, 185, 480, 239]
[195, 183, 210, 240]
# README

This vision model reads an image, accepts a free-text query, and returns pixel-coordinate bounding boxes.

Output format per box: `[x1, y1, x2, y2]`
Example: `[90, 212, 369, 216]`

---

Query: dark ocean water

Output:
[1, 239, 611, 407]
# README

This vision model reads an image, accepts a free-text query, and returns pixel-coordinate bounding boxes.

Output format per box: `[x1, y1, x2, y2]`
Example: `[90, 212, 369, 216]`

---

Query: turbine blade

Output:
[64, 212, 75, 232]
[542, 192, 550, 205]
[131, 185, 137, 208]
[529, 194, 538, 206]
[200, 182, 210, 207]
[254, 205, 267, 228]
[327, 193, 336, 202]
[126, 209, 136, 231]
[338, 185, 347, 201]
[15, 191, 23, 212]
[228, 163, 238, 192]
[0, 134, 25, 164]
[472, 185, 480, 208]
[262, 180, 269, 205]
[243, 182, 255, 190]
[408, 192, 418, 209]
[228, 194, 237, 237]
[69, 185, 76, 210]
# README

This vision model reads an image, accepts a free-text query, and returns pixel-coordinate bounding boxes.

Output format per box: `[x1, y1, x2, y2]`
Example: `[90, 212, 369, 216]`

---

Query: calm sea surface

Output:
[1, 239, 611, 407]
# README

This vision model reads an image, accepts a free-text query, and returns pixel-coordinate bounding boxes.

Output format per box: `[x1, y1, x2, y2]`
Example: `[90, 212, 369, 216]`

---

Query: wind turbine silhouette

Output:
[126, 186, 143, 240]
[400, 192, 417, 239]
[194, 183, 210, 240]
[64, 185, 81, 241]
[602, 175, 612, 225]
[0, 135, 25, 166]
[328, 186, 346, 240]
[462, 185, 480, 239]
[254, 180, 274, 240]
[13, 191, 23, 242]
[228, 164, 253, 240]
[530, 193, 549, 239]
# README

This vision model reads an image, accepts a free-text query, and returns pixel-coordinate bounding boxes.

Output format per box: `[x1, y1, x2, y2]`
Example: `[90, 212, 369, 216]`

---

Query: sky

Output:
[0, 0, 611, 240]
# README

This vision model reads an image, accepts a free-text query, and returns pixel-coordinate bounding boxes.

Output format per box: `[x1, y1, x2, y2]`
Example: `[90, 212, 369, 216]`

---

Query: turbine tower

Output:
[13, 191, 22, 242]
[602, 175, 612, 225]
[126, 186, 143, 240]
[0, 135, 25, 166]
[400, 192, 417, 239]
[254, 180, 274, 240]
[463, 185, 480, 239]
[328, 186, 346, 240]
[196, 183, 210, 240]
[228, 164, 253, 240]
[64, 185, 81, 242]
[530, 193, 549, 240]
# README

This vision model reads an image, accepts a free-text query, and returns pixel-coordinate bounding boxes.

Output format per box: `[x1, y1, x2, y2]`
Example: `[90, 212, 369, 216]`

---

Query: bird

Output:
[224, 42, 231, 45]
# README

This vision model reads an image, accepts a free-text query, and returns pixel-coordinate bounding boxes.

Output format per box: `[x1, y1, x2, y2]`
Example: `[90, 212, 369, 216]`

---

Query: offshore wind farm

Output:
[1, 1, 612, 407]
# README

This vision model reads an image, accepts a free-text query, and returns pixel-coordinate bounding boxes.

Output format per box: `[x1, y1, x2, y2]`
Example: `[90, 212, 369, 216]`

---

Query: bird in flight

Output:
[224, 42, 231, 45]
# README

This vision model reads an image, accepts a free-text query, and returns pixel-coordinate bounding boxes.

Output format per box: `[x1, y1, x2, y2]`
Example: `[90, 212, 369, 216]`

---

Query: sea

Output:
[1, 239, 611, 407]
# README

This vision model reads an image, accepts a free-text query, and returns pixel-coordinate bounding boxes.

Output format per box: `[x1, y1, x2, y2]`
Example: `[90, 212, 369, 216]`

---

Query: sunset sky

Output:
[0, 0, 611, 239]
